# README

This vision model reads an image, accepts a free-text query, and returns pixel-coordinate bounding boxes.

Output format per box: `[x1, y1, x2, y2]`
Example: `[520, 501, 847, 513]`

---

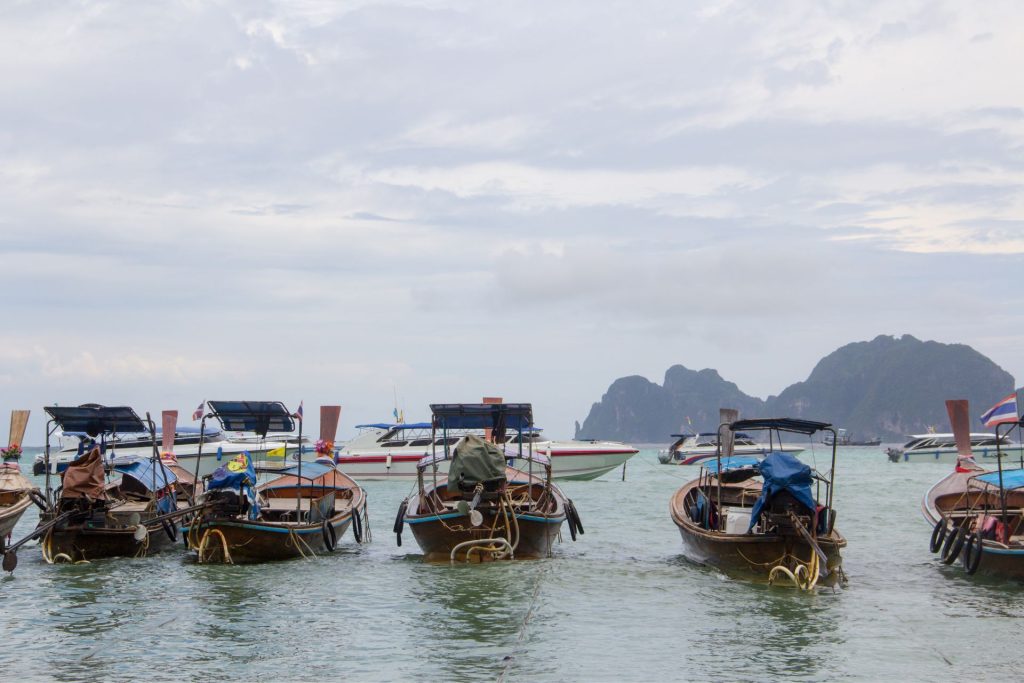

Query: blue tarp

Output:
[208, 452, 260, 519]
[113, 457, 177, 491]
[974, 468, 1024, 490]
[704, 456, 760, 474]
[748, 451, 818, 531]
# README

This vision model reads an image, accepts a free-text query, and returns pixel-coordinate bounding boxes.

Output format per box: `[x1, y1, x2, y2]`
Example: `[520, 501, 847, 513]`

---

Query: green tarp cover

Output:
[449, 434, 506, 489]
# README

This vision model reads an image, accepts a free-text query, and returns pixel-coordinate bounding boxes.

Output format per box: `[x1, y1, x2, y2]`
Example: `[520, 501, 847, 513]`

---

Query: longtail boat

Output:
[18, 405, 189, 565]
[396, 403, 583, 563]
[922, 399, 1024, 578]
[1, 410, 39, 558]
[185, 402, 368, 563]
[670, 413, 846, 589]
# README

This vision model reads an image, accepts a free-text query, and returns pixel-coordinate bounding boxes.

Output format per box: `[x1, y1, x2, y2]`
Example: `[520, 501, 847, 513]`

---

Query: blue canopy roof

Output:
[704, 456, 760, 474]
[730, 418, 832, 435]
[206, 400, 296, 435]
[974, 469, 1024, 491]
[113, 457, 177, 491]
[46, 405, 147, 435]
[430, 403, 533, 431]
[277, 461, 334, 480]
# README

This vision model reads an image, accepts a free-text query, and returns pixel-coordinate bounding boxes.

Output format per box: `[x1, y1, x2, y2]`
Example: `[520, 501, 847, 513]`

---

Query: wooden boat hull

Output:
[407, 508, 565, 562]
[670, 479, 846, 584]
[184, 510, 358, 563]
[0, 494, 33, 545]
[922, 470, 1024, 579]
[39, 517, 177, 563]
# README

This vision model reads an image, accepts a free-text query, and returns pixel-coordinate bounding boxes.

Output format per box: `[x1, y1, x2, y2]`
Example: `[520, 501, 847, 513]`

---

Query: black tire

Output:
[962, 532, 983, 575]
[394, 501, 407, 547]
[28, 489, 48, 511]
[565, 504, 577, 542]
[161, 519, 178, 542]
[322, 518, 337, 552]
[567, 499, 584, 536]
[929, 519, 947, 553]
[941, 527, 966, 564]
[351, 509, 363, 544]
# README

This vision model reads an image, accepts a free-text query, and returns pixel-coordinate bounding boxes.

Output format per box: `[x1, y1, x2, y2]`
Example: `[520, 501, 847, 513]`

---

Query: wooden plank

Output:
[8, 410, 29, 447]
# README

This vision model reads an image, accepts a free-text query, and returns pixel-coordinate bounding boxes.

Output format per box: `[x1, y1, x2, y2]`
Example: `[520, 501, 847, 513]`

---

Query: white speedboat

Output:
[657, 431, 805, 465]
[333, 422, 637, 480]
[887, 432, 1024, 463]
[33, 426, 305, 478]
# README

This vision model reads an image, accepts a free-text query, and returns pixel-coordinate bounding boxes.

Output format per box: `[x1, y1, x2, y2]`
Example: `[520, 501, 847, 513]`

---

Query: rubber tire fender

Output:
[565, 502, 577, 542]
[941, 527, 966, 564]
[929, 519, 947, 553]
[962, 532, 983, 575]
[394, 501, 407, 547]
[567, 499, 584, 535]
[322, 518, 337, 552]
[351, 509, 363, 544]
[161, 519, 178, 543]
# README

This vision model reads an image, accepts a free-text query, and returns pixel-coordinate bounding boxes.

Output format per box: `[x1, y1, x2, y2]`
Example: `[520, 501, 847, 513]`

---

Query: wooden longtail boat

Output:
[670, 413, 846, 589]
[396, 403, 583, 563]
[1, 410, 38, 557]
[184, 402, 368, 564]
[922, 400, 1024, 578]
[21, 405, 191, 565]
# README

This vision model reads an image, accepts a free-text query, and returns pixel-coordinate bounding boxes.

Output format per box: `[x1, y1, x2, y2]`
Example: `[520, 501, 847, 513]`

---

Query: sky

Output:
[1, 0, 1023, 443]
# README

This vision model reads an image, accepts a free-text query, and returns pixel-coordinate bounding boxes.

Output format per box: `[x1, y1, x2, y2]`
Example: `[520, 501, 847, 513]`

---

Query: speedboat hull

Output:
[661, 444, 804, 466]
[896, 445, 1024, 464]
[337, 443, 637, 481]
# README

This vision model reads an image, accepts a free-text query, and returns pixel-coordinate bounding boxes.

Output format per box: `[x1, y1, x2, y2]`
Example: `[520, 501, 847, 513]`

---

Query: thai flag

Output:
[980, 393, 1019, 427]
[192, 401, 205, 421]
[294, 401, 304, 421]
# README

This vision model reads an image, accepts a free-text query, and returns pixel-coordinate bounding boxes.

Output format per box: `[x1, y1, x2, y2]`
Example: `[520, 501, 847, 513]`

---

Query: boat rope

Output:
[497, 561, 552, 683]
[288, 528, 317, 560]
[197, 528, 233, 564]
[735, 546, 822, 591]
[134, 530, 150, 558]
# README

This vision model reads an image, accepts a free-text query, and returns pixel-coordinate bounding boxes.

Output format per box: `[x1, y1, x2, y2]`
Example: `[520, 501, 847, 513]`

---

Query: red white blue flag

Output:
[294, 401, 304, 421]
[980, 393, 1019, 427]
[192, 401, 205, 421]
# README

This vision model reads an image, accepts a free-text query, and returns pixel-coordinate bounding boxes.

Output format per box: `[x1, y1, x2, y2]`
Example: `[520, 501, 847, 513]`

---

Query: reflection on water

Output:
[4, 452, 1024, 680]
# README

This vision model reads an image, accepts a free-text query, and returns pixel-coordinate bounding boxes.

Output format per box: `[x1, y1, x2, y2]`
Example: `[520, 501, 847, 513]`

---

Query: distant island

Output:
[576, 335, 1017, 443]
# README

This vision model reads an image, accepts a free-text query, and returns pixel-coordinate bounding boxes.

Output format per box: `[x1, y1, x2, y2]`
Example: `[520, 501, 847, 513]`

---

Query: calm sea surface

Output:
[2, 446, 1023, 681]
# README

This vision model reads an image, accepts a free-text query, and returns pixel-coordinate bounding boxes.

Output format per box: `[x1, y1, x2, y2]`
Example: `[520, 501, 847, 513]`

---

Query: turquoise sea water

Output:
[2, 447, 1024, 681]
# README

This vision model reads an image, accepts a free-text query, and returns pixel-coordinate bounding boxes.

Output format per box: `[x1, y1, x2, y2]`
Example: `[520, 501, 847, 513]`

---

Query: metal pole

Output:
[826, 427, 837, 517]
[44, 419, 54, 508]
[296, 410, 303, 518]
[997, 422, 1011, 529]
[193, 415, 206, 485]
[715, 422, 725, 531]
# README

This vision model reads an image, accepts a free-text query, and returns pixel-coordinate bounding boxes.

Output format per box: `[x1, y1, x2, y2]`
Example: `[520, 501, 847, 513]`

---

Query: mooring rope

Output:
[497, 561, 551, 683]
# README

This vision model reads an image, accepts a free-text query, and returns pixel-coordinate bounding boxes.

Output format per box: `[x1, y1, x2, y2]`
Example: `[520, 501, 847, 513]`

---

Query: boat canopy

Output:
[430, 403, 533, 431]
[45, 405, 146, 435]
[704, 456, 760, 474]
[973, 469, 1024, 491]
[206, 401, 295, 435]
[747, 451, 817, 531]
[277, 461, 334, 481]
[358, 421, 543, 433]
[730, 418, 832, 435]
[113, 457, 177, 492]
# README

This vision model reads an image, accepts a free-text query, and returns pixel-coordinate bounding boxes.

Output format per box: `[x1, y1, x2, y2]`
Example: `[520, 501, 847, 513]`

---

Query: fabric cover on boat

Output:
[207, 452, 260, 519]
[747, 451, 816, 531]
[449, 434, 506, 490]
[704, 456, 760, 474]
[113, 457, 177, 492]
[60, 447, 108, 500]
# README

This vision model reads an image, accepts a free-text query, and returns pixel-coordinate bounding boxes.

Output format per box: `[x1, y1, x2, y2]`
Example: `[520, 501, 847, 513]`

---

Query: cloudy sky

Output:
[2, 0, 1023, 442]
